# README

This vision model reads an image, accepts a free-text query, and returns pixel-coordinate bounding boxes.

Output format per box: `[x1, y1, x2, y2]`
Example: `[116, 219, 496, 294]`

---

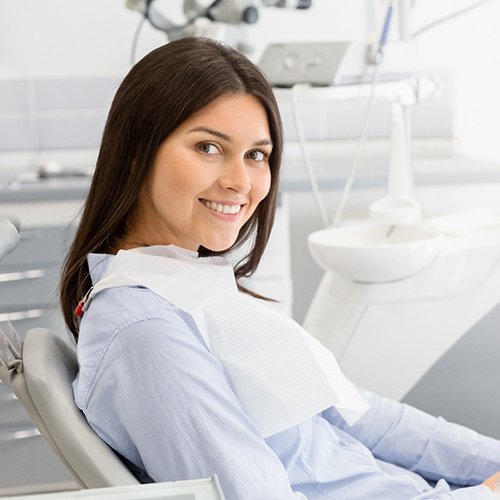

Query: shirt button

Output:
[338, 440, 347, 448]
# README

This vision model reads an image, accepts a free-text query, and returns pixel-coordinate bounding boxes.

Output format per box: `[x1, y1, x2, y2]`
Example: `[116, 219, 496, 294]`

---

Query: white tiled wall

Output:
[0, 75, 454, 153]
[0, 77, 120, 152]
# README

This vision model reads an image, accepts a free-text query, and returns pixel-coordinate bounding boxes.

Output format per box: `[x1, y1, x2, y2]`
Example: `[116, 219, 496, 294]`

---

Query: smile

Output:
[201, 200, 242, 215]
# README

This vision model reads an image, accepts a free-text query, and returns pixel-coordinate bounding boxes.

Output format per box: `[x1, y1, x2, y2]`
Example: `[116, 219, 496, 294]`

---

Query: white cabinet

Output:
[0, 199, 81, 494]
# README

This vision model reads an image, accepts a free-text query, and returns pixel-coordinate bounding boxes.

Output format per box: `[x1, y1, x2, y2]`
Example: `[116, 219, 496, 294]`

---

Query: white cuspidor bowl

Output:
[308, 223, 443, 283]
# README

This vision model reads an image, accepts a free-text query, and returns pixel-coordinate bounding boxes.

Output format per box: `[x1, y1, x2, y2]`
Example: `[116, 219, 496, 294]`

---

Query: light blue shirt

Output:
[73, 254, 500, 499]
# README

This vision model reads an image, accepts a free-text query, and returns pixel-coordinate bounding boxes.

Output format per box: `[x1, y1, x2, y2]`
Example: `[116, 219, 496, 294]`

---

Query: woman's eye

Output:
[247, 150, 267, 162]
[198, 143, 220, 155]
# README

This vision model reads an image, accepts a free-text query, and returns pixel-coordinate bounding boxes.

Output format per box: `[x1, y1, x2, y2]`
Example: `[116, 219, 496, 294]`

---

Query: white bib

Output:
[89, 245, 368, 437]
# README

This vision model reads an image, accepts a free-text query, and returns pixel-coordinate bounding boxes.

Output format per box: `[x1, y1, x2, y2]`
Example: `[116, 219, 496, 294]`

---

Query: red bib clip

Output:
[74, 300, 85, 318]
[74, 287, 94, 318]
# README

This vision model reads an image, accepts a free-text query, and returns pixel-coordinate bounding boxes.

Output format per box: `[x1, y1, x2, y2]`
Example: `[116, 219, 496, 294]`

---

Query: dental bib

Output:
[88, 245, 369, 438]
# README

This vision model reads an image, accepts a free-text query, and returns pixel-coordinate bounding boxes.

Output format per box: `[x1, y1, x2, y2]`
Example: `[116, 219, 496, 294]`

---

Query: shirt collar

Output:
[87, 253, 113, 284]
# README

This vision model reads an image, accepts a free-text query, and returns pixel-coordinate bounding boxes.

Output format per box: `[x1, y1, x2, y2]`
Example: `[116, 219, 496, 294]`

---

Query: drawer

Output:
[0, 385, 34, 428]
[1, 226, 75, 266]
[0, 264, 60, 309]
[0, 433, 72, 489]
[0, 416, 38, 442]
[0, 388, 65, 490]
[0, 307, 67, 338]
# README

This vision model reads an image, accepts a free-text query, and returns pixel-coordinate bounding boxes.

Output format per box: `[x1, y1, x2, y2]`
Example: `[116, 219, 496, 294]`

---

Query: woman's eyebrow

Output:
[188, 126, 230, 142]
[188, 126, 273, 148]
[253, 138, 273, 148]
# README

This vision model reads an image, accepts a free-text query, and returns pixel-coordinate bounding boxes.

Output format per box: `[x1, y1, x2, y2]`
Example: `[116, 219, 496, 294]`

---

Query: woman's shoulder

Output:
[81, 285, 183, 337]
[74, 284, 206, 408]
[76, 285, 203, 375]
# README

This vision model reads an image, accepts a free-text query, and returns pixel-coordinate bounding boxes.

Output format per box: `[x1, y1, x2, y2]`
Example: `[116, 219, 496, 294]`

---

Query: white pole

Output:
[398, 0, 412, 41]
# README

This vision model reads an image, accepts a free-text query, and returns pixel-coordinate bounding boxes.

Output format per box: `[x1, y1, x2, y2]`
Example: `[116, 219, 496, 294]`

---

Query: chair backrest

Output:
[7, 327, 139, 489]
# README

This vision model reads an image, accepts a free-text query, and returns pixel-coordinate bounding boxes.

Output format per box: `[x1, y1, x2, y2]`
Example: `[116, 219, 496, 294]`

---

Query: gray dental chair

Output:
[0, 324, 139, 489]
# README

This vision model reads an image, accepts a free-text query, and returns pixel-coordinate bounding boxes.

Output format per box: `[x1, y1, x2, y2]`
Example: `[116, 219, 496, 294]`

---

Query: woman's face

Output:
[127, 93, 273, 252]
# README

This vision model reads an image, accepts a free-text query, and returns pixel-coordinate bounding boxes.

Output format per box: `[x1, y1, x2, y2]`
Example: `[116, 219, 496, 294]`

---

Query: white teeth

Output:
[204, 200, 241, 215]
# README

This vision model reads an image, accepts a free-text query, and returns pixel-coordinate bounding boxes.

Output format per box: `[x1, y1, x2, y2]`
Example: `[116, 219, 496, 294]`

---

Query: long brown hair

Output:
[60, 37, 283, 340]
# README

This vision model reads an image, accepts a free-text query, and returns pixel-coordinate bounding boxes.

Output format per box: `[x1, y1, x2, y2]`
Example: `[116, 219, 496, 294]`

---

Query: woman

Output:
[60, 37, 500, 499]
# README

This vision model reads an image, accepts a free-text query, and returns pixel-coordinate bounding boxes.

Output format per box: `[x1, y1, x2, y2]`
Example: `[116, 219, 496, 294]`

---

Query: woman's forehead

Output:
[173, 93, 271, 142]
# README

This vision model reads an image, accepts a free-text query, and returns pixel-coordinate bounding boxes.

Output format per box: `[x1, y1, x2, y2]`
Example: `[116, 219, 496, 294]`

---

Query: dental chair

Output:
[0, 324, 139, 489]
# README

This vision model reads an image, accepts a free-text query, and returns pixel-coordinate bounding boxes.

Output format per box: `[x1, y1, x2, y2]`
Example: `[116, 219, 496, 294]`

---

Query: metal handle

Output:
[0, 309, 44, 322]
[0, 378, 18, 402]
[19, 229, 44, 241]
[0, 388, 17, 403]
[0, 269, 46, 283]
[0, 426, 40, 441]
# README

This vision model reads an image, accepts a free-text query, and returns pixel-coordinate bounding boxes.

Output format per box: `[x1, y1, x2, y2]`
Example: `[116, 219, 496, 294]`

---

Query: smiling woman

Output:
[123, 93, 273, 253]
[59, 37, 500, 500]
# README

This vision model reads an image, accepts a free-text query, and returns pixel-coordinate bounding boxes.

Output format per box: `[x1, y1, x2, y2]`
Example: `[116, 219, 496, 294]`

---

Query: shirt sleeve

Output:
[82, 311, 305, 500]
[321, 389, 500, 487]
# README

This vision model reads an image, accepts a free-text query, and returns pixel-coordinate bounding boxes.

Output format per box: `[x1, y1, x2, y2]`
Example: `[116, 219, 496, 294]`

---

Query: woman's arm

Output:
[322, 389, 500, 486]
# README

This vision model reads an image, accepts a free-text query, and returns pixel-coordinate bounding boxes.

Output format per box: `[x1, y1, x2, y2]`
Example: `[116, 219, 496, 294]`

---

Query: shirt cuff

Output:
[412, 480, 494, 499]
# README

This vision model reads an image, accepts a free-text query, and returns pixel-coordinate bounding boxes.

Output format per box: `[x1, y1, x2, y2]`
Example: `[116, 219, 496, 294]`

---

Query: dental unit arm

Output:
[125, 0, 311, 52]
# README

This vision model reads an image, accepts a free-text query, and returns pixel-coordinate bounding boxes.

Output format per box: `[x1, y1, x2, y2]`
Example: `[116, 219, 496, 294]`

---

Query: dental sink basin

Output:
[308, 223, 442, 283]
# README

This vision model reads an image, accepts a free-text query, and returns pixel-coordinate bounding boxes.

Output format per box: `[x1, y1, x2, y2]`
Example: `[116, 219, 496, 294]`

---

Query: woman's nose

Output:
[219, 158, 251, 194]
